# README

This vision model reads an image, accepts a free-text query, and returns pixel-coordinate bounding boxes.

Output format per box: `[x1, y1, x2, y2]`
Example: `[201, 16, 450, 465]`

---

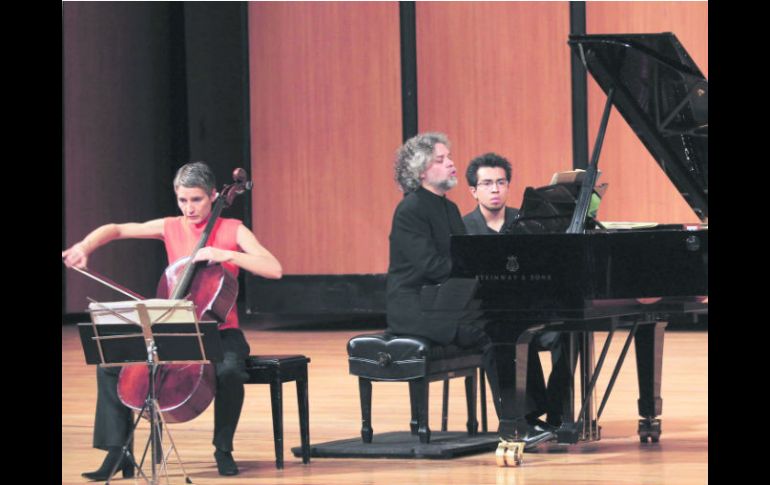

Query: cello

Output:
[71, 168, 252, 423]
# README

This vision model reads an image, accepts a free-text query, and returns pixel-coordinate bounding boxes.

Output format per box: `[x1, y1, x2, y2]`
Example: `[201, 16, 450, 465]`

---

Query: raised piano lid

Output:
[568, 33, 708, 222]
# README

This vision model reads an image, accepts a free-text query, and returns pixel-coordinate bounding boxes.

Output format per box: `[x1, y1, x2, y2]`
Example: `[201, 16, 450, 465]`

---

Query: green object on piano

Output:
[588, 192, 601, 218]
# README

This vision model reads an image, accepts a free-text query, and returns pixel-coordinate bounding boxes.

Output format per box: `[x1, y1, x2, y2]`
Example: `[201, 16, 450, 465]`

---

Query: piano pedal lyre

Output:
[495, 439, 525, 467]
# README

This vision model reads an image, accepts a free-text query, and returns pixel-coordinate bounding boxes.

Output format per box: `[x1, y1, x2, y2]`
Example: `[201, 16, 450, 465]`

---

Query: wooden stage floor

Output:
[62, 324, 708, 484]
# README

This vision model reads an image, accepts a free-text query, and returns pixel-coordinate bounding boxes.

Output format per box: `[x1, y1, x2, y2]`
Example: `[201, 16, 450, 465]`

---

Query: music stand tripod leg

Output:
[143, 362, 194, 483]
[126, 367, 190, 484]
[155, 405, 194, 484]
[129, 395, 191, 484]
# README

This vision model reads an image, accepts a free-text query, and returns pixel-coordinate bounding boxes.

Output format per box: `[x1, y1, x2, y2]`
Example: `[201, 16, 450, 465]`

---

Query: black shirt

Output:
[462, 205, 520, 234]
[385, 187, 466, 344]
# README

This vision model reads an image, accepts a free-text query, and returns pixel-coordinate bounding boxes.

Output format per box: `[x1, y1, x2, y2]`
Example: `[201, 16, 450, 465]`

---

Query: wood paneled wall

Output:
[63, 3, 182, 312]
[416, 1, 573, 217]
[248, 2, 402, 275]
[586, 1, 708, 223]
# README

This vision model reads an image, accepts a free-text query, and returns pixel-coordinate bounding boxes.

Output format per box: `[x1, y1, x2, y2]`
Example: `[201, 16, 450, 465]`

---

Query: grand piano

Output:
[438, 33, 707, 464]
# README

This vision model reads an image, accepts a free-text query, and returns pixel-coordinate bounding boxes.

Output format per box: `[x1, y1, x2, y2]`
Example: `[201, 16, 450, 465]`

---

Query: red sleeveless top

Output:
[163, 216, 242, 330]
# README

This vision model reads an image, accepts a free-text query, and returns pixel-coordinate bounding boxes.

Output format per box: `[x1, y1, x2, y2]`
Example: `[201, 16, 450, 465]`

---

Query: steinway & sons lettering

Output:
[475, 273, 553, 282]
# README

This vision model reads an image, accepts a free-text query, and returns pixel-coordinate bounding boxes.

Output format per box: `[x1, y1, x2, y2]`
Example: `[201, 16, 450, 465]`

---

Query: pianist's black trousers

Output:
[480, 322, 572, 425]
[528, 331, 574, 426]
[92, 328, 250, 453]
[453, 323, 503, 418]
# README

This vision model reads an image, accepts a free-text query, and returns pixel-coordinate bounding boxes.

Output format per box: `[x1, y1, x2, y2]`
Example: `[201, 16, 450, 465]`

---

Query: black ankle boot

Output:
[81, 447, 135, 481]
[214, 449, 239, 476]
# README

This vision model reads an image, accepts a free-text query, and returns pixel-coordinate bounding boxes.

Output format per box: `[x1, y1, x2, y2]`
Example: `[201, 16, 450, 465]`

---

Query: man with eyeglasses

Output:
[463, 152, 570, 443]
[462, 153, 520, 234]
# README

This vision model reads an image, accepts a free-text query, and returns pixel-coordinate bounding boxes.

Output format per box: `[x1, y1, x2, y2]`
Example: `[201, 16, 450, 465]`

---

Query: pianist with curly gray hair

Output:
[385, 131, 509, 416]
[393, 132, 455, 193]
[385, 132, 557, 448]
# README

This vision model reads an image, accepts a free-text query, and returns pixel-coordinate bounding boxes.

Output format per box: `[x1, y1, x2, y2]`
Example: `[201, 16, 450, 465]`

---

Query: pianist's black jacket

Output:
[386, 186, 467, 345]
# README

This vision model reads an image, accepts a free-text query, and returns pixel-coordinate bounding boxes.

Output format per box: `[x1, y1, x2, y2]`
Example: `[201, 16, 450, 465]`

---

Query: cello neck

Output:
[168, 168, 252, 301]
[169, 196, 226, 300]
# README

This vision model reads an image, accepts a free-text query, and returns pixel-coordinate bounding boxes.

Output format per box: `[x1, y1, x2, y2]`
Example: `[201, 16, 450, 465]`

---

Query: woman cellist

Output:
[62, 161, 282, 479]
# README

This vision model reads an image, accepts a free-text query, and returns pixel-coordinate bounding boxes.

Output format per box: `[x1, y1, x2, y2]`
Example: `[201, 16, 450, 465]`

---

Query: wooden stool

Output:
[245, 355, 310, 469]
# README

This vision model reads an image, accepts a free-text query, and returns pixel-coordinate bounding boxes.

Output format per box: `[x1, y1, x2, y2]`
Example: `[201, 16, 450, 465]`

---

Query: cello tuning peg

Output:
[232, 168, 248, 183]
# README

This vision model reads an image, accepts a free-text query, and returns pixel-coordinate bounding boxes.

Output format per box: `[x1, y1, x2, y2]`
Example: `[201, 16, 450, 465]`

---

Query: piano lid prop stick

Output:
[567, 86, 614, 234]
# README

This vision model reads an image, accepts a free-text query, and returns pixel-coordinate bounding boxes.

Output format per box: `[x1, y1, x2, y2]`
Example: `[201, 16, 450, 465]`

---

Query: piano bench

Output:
[347, 333, 486, 444]
[245, 355, 311, 469]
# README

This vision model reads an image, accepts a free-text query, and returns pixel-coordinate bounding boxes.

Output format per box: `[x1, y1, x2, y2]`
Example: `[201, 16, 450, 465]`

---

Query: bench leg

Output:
[442, 379, 449, 432]
[465, 374, 478, 435]
[296, 370, 310, 464]
[408, 381, 419, 435]
[270, 380, 284, 469]
[358, 377, 373, 443]
[480, 368, 488, 433]
[413, 378, 431, 443]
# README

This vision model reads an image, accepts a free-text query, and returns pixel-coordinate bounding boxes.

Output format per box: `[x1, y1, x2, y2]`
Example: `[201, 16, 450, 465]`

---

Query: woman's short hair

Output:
[394, 132, 450, 193]
[173, 161, 216, 196]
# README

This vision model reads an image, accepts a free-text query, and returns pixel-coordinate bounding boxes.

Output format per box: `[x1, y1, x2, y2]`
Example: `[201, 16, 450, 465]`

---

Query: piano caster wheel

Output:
[495, 440, 524, 467]
[638, 418, 661, 444]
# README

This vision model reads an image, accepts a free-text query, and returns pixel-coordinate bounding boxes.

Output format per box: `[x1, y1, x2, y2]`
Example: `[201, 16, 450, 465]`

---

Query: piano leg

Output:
[579, 331, 600, 442]
[490, 341, 537, 439]
[492, 341, 526, 467]
[634, 320, 667, 443]
[489, 328, 539, 466]
[491, 342, 522, 439]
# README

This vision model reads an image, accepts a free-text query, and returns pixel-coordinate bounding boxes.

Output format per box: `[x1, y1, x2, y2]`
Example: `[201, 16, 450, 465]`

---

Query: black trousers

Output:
[528, 331, 574, 426]
[92, 328, 250, 452]
[453, 324, 505, 417]
[455, 324, 572, 425]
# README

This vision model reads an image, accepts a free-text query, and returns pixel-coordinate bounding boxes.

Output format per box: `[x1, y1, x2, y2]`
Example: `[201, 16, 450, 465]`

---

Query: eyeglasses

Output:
[476, 179, 509, 189]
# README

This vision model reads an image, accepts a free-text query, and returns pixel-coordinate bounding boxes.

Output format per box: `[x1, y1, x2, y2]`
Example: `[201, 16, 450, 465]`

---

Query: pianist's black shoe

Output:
[214, 449, 239, 476]
[81, 447, 135, 481]
[522, 423, 556, 451]
[526, 417, 557, 433]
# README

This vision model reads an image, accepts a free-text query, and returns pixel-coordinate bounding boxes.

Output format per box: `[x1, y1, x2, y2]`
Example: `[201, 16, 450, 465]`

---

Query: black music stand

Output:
[79, 299, 223, 485]
[508, 182, 608, 235]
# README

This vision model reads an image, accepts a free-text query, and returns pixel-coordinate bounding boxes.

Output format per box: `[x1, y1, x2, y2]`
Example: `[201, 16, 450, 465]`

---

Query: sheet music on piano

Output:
[549, 169, 600, 186]
[599, 221, 659, 230]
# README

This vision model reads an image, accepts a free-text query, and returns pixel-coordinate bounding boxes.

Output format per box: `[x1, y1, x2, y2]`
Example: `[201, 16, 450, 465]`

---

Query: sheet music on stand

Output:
[79, 298, 223, 367]
[77, 298, 223, 484]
